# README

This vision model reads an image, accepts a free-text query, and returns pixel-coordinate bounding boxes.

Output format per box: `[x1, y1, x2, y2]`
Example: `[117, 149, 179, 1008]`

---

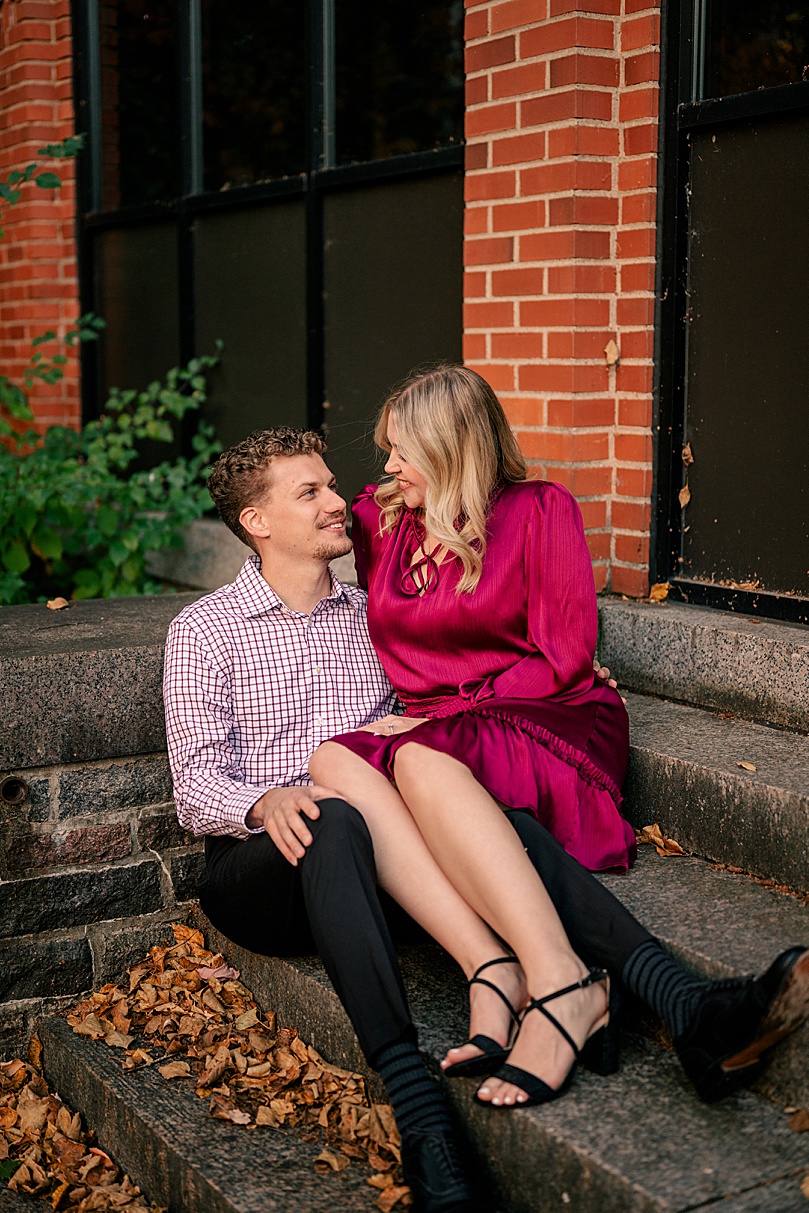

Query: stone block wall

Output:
[0, 594, 203, 1059]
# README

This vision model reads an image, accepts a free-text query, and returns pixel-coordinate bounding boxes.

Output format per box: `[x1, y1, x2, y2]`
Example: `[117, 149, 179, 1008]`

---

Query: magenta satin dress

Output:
[331, 480, 636, 873]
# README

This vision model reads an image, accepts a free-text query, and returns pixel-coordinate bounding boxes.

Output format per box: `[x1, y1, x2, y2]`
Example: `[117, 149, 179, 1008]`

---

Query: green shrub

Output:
[0, 136, 222, 606]
[0, 358, 221, 605]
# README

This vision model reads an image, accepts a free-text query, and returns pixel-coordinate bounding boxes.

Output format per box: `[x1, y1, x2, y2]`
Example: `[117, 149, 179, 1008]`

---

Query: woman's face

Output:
[385, 416, 428, 510]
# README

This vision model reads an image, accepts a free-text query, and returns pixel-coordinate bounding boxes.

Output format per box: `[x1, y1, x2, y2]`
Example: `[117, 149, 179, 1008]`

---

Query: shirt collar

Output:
[230, 556, 352, 619]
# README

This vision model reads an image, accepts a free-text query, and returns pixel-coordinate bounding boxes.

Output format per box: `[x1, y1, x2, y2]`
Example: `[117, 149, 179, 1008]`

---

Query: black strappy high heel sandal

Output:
[442, 957, 523, 1079]
[475, 967, 613, 1107]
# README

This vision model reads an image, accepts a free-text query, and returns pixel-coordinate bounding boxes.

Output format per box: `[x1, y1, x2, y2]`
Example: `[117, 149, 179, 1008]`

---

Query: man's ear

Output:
[239, 504, 271, 542]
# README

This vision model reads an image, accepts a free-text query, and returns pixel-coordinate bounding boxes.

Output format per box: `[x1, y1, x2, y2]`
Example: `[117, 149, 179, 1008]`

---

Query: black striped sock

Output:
[373, 1041, 453, 1136]
[622, 939, 708, 1038]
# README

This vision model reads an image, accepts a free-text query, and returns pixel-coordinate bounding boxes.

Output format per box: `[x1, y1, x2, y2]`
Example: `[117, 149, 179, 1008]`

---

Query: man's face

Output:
[253, 453, 352, 563]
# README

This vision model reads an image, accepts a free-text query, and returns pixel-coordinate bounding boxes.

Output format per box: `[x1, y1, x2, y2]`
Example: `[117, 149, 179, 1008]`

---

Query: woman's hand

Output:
[359, 714, 429, 736]
[593, 659, 627, 705]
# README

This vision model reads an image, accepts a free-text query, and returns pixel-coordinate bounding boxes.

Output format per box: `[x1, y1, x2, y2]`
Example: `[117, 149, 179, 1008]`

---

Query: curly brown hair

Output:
[207, 428, 327, 550]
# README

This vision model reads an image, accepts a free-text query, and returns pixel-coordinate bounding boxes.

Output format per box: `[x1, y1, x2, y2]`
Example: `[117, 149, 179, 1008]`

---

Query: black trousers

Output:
[199, 798, 652, 1064]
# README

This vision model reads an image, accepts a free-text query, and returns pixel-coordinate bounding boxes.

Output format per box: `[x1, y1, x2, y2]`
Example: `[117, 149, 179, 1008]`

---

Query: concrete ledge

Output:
[0, 594, 200, 770]
[599, 597, 809, 732]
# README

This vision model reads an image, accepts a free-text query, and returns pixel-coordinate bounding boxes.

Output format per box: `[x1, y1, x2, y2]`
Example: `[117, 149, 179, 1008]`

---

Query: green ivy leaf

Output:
[35, 171, 61, 189]
[96, 504, 118, 536]
[3, 539, 31, 574]
[31, 528, 63, 561]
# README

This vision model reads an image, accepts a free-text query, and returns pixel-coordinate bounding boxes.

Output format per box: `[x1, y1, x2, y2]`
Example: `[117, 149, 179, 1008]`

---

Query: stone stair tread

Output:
[626, 692, 809, 797]
[42, 941, 809, 1213]
[39, 1017, 380, 1213]
[599, 847, 809, 978]
[0, 1189, 39, 1211]
[599, 598, 809, 732]
[623, 693, 809, 892]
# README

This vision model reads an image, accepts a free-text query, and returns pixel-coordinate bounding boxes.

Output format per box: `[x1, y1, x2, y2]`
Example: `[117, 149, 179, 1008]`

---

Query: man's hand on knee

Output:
[246, 785, 339, 866]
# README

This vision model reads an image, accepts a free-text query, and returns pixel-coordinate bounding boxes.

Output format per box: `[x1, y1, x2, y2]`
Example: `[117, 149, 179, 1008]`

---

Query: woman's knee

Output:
[309, 739, 344, 783]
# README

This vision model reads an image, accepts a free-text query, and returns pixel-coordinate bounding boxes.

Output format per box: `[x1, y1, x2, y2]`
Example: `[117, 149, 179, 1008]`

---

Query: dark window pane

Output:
[682, 113, 809, 600]
[701, 1, 809, 99]
[335, 1, 463, 165]
[194, 203, 307, 448]
[99, 1, 180, 209]
[94, 223, 179, 397]
[201, 1, 306, 190]
[323, 173, 463, 506]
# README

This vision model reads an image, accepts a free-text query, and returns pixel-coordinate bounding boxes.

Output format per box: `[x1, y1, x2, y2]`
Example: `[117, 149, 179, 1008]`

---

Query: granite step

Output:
[623, 692, 809, 893]
[599, 598, 809, 733]
[38, 1017, 383, 1213]
[34, 851, 809, 1213]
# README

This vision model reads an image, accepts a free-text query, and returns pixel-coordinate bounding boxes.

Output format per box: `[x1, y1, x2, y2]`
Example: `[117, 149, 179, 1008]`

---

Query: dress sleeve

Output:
[474, 483, 598, 703]
[350, 485, 381, 592]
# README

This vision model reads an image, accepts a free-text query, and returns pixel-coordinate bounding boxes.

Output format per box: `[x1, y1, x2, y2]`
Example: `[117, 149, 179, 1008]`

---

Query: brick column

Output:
[463, 0, 660, 597]
[0, 0, 80, 430]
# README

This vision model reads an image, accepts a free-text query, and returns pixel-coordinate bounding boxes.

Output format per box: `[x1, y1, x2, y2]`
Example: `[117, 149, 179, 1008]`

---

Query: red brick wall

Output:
[463, 0, 660, 597]
[0, 0, 80, 430]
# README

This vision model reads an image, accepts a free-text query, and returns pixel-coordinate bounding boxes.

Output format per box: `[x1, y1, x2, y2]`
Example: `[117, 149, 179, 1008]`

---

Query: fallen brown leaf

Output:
[377, 1184, 412, 1211]
[46, 597, 70, 610]
[636, 823, 685, 857]
[736, 761, 757, 773]
[679, 483, 691, 509]
[682, 442, 694, 467]
[209, 1095, 252, 1126]
[314, 1149, 351, 1174]
[801, 1173, 809, 1198]
[790, 1108, 809, 1132]
[648, 582, 670, 602]
[604, 339, 619, 367]
[157, 1060, 191, 1080]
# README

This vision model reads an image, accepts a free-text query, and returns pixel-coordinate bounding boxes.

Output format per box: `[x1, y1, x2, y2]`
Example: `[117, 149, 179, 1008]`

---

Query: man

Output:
[164, 428, 809, 1213]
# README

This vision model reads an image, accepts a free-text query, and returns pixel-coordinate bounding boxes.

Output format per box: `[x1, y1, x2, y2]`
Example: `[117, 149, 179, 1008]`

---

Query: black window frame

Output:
[653, 0, 809, 624]
[70, 0, 464, 436]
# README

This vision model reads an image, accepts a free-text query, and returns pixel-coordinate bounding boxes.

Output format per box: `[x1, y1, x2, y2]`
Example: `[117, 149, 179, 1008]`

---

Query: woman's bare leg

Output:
[309, 741, 526, 1058]
[392, 742, 608, 1106]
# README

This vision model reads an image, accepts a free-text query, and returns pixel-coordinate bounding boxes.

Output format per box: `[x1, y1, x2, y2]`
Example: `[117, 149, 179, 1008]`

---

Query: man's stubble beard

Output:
[313, 534, 353, 562]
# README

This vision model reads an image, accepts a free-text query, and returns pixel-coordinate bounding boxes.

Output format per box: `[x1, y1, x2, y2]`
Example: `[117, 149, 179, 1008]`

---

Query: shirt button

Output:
[314, 666, 323, 674]
[316, 716, 325, 725]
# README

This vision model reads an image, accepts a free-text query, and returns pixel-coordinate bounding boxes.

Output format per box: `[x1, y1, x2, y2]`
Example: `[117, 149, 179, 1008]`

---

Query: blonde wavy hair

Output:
[374, 365, 527, 592]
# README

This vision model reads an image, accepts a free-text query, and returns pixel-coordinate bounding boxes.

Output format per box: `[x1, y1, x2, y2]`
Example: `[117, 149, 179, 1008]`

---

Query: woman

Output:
[307, 363, 629, 1110]
[309, 365, 808, 1117]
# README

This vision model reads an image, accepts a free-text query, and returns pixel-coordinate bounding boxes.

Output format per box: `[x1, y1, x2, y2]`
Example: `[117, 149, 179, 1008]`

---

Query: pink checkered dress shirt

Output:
[163, 556, 398, 838]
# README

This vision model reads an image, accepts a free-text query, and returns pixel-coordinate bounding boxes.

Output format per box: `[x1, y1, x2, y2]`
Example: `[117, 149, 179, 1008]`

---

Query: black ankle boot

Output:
[400, 1126, 486, 1213]
[674, 947, 809, 1102]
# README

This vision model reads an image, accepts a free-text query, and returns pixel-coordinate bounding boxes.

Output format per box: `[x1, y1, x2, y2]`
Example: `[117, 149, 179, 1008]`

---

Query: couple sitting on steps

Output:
[163, 365, 809, 1213]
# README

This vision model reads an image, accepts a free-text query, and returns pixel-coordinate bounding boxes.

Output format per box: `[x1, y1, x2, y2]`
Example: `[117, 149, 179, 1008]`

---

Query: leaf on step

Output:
[233, 1008, 258, 1031]
[314, 1148, 350, 1173]
[800, 1173, 809, 1198]
[376, 1184, 412, 1211]
[789, 1108, 809, 1132]
[209, 1095, 252, 1125]
[736, 761, 757, 772]
[157, 1060, 191, 1080]
[46, 597, 70, 611]
[648, 582, 670, 602]
[255, 1105, 280, 1127]
[172, 923, 205, 948]
[196, 964, 240, 981]
[27, 1033, 43, 1072]
[636, 823, 685, 856]
[104, 1030, 135, 1050]
[69, 1013, 108, 1039]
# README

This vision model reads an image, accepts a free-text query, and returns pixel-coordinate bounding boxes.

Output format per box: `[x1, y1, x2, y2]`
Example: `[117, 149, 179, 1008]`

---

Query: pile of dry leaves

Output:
[0, 1044, 162, 1211]
[64, 923, 410, 1212]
